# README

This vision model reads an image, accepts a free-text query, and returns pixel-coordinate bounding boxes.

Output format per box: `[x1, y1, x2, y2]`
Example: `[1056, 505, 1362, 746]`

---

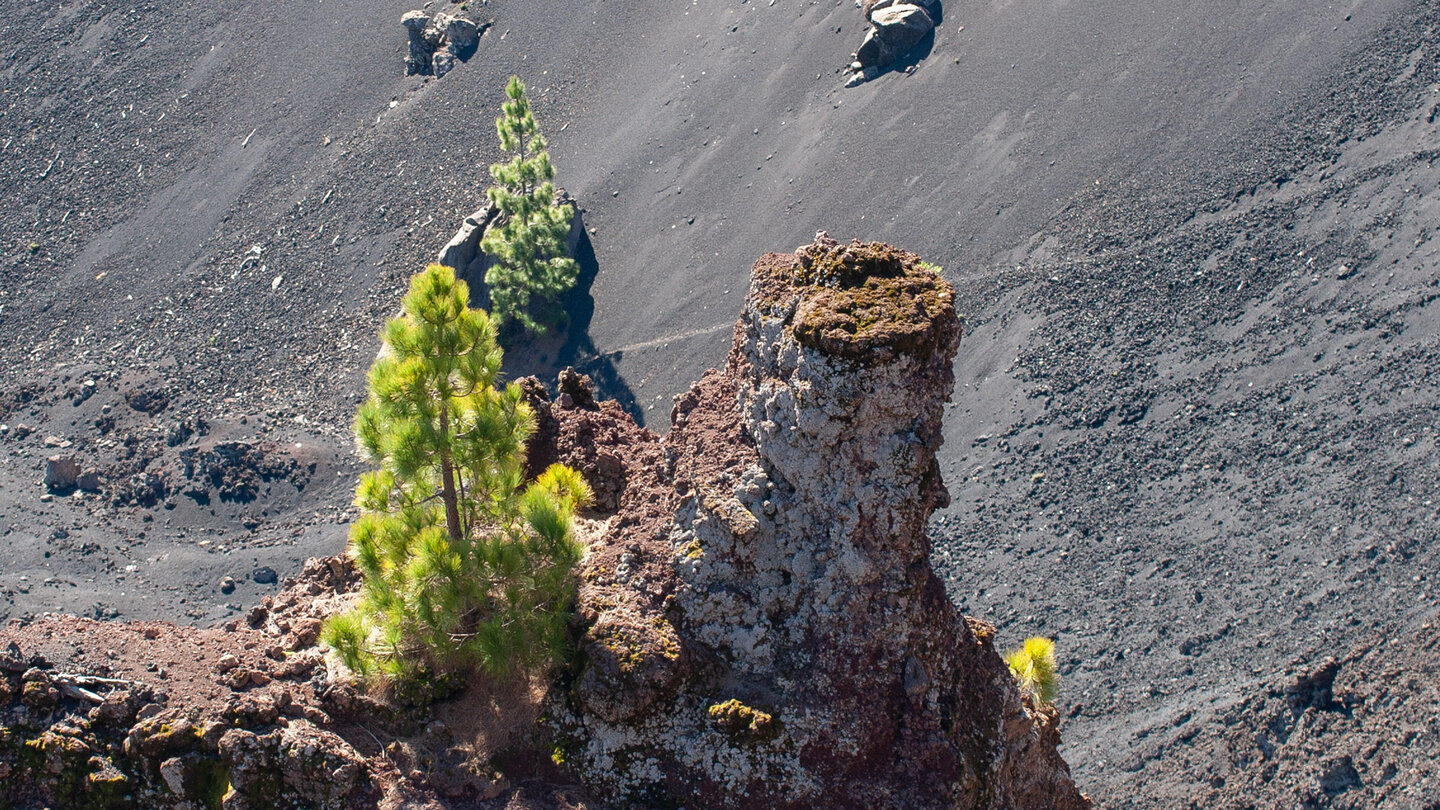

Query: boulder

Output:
[446, 189, 581, 294]
[401, 10, 481, 76]
[855, 3, 934, 69]
[421, 13, 449, 46]
[44, 456, 80, 491]
[554, 186, 585, 257]
[435, 204, 499, 277]
[431, 48, 456, 78]
[124, 386, 169, 414]
[445, 16, 479, 51]
[216, 723, 366, 810]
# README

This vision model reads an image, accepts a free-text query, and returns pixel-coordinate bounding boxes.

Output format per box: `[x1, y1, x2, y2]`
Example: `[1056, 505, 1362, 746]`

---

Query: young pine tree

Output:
[321, 264, 591, 683]
[1005, 636, 1059, 708]
[480, 75, 580, 337]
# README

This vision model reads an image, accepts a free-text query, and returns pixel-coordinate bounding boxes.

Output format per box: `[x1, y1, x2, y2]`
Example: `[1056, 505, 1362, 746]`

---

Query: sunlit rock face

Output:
[548, 233, 1089, 809]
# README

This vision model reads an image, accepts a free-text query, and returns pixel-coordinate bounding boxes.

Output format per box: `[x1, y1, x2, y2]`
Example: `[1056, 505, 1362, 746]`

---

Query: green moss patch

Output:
[752, 239, 956, 361]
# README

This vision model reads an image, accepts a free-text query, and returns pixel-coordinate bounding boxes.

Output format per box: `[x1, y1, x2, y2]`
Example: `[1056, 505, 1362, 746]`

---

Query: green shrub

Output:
[1004, 636, 1059, 707]
[321, 264, 591, 683]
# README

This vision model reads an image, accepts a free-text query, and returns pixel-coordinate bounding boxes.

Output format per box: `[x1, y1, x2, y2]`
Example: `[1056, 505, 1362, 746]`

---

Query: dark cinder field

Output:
[2, 0, 1438, 804]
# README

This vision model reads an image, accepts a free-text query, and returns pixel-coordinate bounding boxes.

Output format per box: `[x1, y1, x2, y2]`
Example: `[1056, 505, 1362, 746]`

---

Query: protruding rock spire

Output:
[549, 234, 1089, 809]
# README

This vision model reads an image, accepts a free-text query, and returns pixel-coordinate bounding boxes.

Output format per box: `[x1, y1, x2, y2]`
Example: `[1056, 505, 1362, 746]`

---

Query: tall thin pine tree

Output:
[481, 76, 580, 336]
[321, 264, 591, 682]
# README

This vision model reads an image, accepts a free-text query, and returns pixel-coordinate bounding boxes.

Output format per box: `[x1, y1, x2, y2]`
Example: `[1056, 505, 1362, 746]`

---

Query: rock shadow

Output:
[877, 29, 937, 79]
[451, 33, 480, 62]
[497, 230, 644, 424]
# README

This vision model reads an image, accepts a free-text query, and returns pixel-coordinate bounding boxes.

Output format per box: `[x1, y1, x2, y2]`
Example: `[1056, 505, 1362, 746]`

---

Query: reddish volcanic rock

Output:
[549, 233, 1089, 808]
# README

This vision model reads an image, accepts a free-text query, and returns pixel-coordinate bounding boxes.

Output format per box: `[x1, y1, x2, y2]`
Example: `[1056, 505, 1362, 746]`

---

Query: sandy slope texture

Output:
[1121, 608, 1440, 808]
[0, 0, 1411, 426]
[929, 5, 1440, 804]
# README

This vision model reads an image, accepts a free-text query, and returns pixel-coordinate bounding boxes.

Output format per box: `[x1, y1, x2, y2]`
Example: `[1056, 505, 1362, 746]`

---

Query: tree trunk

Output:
[439, 406, 463, 541]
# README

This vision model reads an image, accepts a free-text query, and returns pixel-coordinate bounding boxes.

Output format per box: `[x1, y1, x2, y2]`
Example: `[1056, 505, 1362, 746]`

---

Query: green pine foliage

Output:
[1005, 636, 1059, 707]
[321, 264, 592, 683]
[480, 75, 580, 337]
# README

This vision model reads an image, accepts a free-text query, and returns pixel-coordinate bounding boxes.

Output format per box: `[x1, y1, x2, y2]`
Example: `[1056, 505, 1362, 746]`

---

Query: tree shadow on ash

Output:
[498, 230, 645, 425]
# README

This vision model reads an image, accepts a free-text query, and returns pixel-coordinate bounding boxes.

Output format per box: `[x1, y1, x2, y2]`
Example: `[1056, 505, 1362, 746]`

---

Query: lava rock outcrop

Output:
[401, 10, 484, 78]
[546, 233, 1088, 808]
[0, 559, 380, 810]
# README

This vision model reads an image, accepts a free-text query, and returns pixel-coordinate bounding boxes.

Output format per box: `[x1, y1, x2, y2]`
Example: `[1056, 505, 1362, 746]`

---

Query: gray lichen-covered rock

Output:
[445, 16, 479, 51]
[430, 49, 456, 79]
[547, 233, 1089, 808]
[435, 203, 499, 277]
[864, 0, 942, 21]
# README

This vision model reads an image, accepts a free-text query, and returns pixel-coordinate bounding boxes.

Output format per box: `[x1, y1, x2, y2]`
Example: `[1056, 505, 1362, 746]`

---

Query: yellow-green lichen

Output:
[706, 699, 778, 741]
[594, 615, 680, 675]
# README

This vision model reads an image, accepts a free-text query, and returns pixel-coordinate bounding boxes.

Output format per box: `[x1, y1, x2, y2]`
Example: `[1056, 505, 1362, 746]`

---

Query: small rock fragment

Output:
[431, 49, 456, 78]
[159, 756, 188, 795]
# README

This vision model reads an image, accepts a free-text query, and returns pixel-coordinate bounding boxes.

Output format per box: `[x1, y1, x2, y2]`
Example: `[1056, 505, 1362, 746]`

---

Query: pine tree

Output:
[481, 76, 580, 337]
[1005, 636, 1059, 707]
[321, 264, 591, 682]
